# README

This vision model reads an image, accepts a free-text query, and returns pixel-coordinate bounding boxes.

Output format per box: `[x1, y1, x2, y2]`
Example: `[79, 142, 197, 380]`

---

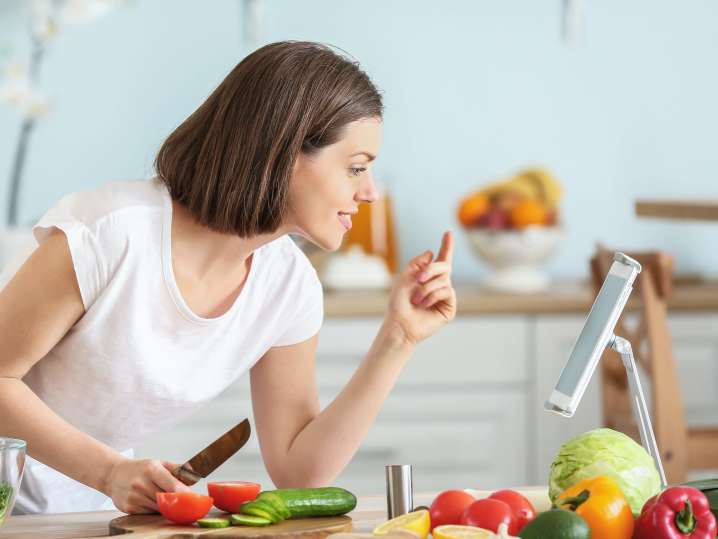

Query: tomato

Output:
[488, 490, 536, 534]
[459, 498, 513, 534]
[207, 481, 261, 513]
[429, 490, 476, 531]
[156, 492, 213, 525]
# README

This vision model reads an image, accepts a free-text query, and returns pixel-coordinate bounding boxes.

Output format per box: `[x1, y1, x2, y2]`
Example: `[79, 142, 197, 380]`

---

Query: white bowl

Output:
[466, 226, 564, 293]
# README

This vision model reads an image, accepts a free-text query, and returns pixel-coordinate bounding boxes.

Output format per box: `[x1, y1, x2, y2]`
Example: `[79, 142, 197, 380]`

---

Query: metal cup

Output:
[385, 464, 413, 519]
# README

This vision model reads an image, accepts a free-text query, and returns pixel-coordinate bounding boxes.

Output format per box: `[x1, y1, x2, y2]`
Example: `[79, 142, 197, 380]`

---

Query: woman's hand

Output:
[103, 457, 192, 514]
[384, 230, 457, 347]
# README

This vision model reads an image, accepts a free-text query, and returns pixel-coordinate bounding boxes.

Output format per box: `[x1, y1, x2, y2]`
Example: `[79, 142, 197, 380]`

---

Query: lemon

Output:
[431, 525, 493, 539]
[373, 509, 431, 539]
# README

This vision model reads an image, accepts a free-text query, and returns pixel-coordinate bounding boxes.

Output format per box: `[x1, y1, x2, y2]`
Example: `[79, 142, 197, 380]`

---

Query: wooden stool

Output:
[591, 247, 718, 483]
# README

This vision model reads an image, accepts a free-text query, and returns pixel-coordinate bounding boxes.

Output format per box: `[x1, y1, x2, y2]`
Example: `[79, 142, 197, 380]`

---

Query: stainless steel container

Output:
[385, 464, 413, 519]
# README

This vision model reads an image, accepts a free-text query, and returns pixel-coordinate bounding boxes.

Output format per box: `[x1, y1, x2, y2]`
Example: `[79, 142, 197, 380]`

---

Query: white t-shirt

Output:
[3, 177, 324, 514]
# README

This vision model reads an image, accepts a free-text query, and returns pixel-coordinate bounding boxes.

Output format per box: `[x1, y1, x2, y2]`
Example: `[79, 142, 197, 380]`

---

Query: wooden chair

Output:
[591, 246, 718, 483]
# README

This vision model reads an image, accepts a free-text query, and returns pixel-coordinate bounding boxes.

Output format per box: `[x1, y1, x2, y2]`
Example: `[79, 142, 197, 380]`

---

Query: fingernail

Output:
[417, 271, 428, 282]
[412, 291, 422, 304]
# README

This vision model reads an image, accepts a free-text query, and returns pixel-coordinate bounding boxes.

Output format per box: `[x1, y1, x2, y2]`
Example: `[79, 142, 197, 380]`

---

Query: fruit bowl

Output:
[466, 226, 564, 293]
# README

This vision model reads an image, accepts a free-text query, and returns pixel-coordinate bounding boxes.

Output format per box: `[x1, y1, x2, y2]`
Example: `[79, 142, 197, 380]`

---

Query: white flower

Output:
[30, 0, 60, 43]
[60, 0, 122, 24]
[0, 63, 51, 119]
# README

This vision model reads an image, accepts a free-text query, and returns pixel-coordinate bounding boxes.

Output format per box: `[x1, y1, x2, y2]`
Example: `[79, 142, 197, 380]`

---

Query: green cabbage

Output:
[548, 427, 661, 515]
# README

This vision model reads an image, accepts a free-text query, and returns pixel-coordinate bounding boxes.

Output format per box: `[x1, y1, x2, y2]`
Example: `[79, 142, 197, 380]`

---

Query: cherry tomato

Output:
[429, 490, 476, 530]
[207, 481, 261, 513]
[156, 492, 213, 525]
[488, 490, 536, 534]
[460, 498, 513, 534]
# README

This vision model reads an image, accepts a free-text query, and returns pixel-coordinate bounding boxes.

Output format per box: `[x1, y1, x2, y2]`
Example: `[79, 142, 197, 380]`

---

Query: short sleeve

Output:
[272, 259, 324, 347]
[32, 202, 109, 310]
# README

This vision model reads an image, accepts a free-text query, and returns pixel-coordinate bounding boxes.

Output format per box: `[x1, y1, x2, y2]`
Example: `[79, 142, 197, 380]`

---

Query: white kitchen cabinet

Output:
[135, 311, 718, 494]
[135, 316, 530, 495]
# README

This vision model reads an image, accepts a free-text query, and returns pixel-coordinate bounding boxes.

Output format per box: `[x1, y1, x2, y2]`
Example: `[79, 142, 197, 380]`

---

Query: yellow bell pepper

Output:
[555, 476, 634, 539]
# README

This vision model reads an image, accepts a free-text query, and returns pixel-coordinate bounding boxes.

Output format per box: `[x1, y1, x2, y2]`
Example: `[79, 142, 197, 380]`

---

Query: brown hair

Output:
[154, 40, 383, 236]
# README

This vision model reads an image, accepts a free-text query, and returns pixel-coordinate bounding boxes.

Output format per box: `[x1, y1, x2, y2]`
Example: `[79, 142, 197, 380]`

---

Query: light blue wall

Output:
[2, 0, 718, 280]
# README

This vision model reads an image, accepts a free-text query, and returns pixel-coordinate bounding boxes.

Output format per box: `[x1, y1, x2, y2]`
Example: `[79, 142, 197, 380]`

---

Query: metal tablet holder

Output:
[547, 252, 668, 489]
[608, 333, 667, 488]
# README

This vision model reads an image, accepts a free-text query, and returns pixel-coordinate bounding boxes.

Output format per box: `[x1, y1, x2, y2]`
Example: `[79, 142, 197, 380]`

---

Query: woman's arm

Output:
[0, 231, 189, 513]
[250, 232, 455, 487]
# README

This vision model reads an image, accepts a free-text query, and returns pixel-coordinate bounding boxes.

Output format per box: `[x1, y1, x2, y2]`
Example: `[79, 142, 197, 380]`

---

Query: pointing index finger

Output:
[436, 231, 454, 263]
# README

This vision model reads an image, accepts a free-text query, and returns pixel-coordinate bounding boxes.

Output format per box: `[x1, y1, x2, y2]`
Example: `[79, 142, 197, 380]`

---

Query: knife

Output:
[172, 418, 251, 486]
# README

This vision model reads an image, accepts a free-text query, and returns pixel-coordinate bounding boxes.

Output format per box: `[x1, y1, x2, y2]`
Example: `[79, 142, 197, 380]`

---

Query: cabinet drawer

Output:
[668, 313, 718, 426]
[340, 390, 528, 494]
[315, 317, 529, 389]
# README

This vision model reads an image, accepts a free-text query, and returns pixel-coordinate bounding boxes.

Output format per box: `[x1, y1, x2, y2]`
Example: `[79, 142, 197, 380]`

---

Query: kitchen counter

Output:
[0, 493, 425, 539]
[1, 489, 552, 539]
[324, 278, 718, 317]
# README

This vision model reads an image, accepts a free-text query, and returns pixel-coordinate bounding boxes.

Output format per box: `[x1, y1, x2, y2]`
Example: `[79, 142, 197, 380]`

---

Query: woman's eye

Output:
[350, 167, 367, 177]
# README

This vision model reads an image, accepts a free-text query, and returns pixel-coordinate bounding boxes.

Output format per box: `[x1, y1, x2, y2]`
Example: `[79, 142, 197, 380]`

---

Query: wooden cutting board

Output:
[108, 513, 353, 538]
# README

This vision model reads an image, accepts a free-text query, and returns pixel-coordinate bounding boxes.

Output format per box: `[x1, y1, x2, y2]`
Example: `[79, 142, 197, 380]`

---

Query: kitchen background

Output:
[2, 0, 718, 497]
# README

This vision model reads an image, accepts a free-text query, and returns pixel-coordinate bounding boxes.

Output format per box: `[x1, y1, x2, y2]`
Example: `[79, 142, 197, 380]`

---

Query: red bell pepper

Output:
[634, 486, 717, 539]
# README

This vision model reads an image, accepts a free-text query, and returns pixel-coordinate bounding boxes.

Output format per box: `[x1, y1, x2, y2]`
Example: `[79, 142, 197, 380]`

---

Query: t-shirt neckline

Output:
[159, 182, 259, 325]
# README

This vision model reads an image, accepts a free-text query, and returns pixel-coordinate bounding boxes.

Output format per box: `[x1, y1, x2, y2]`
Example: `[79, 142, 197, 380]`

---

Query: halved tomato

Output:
[156, 491, 213, 525]
[207, 481, 261, 513]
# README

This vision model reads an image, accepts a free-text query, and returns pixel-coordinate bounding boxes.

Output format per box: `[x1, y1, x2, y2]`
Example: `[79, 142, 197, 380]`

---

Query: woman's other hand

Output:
[384, 230, 457, 347]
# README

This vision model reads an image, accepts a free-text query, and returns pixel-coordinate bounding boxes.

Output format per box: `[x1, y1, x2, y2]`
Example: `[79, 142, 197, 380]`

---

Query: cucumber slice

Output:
[257, 491, 292, 519]
[240, 500, 283, 523]
[197, 517, 231, 528]
[231, 513, 273, 526]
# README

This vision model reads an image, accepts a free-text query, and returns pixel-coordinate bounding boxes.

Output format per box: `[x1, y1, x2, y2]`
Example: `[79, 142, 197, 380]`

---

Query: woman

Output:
[0, 41, 456, 515]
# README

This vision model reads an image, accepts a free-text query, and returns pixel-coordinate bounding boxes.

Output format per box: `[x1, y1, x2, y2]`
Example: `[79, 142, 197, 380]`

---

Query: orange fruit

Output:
[457, 194, 490, 227]
[509, 199, 548, 228]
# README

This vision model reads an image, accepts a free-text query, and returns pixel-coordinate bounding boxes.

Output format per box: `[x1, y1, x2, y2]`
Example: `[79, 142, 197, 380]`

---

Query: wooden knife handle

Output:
[172, 464, 202, 486]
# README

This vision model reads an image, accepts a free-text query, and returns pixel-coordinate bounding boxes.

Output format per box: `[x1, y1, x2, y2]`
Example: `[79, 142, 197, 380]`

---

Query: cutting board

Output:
[108, 513, 352, 538]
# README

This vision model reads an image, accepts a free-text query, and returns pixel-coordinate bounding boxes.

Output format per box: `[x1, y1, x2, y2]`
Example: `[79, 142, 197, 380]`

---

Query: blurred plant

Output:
[0, 0, 126, 227]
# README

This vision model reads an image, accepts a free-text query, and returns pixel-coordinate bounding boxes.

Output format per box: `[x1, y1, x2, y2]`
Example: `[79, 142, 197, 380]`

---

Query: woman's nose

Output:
[355, 173, 378, 204]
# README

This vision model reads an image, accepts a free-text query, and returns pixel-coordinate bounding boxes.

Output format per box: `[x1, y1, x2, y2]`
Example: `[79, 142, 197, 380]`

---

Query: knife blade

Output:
[173, 418, 251, 486]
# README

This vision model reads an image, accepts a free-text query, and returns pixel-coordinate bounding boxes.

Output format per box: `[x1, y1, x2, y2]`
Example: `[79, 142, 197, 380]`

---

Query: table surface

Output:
[1, 489, 551, 539]
[0, 494, 409, 539]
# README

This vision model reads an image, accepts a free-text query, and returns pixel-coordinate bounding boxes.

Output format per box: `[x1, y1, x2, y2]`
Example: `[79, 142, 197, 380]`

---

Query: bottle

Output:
[341, 184, 398, 274]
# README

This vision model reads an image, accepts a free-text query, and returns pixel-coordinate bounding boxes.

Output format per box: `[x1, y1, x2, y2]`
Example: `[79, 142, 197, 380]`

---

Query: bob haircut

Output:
[154, 40, 384, 237]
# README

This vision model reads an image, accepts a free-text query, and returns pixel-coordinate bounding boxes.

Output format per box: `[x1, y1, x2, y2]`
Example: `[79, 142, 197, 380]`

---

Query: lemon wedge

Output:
[373, 509, 431, 539]
[431, 525, 493, 539]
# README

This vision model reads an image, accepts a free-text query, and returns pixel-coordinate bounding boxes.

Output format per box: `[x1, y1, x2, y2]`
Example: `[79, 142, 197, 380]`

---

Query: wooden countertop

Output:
[0, 493, 424, 539]
[1, 489, 551, 539]
[324, 279, 718, 317]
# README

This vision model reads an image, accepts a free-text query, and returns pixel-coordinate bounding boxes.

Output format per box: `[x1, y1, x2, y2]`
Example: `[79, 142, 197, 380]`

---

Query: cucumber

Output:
[231, 513, 273, 526]
[268, 487, 357, 518]
[197, 517, 231, 528]
[240, 500, 283, 523]
[257, 491, 292, 519]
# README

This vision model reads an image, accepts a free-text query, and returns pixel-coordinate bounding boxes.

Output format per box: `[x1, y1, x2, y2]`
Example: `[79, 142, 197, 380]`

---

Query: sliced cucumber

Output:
[231, 513, 273, 526]
[197, 517, 231, 528]
[240, 500, 283, 523]
[257, 491, 292, 519]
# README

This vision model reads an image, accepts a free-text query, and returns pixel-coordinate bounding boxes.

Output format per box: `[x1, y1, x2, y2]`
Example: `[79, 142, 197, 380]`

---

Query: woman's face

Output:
[286, 117, 382, 251]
